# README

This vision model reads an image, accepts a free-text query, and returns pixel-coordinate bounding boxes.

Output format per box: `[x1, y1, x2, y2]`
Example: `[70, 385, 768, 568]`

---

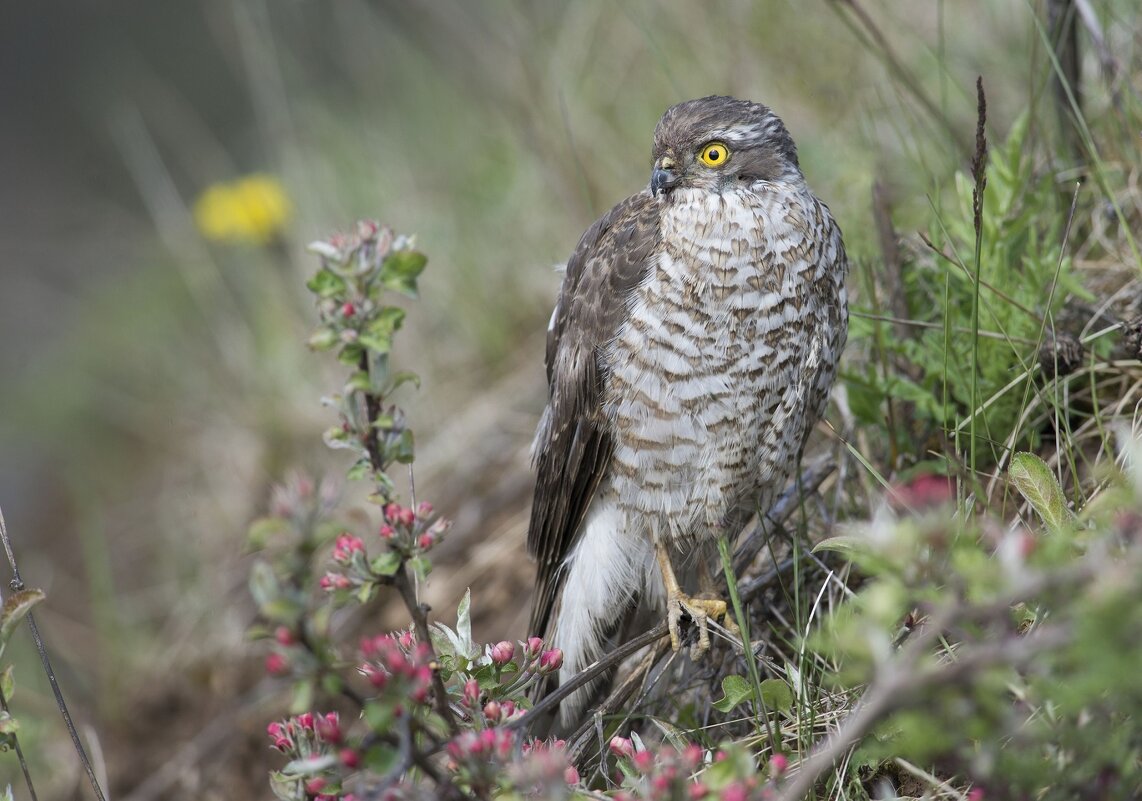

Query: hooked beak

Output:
[651, 155, 680, 196]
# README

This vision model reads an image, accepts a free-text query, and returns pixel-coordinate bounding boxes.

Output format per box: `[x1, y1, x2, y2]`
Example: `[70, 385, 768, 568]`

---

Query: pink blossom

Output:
[341, 302, 356, 317]
[416, 501, 434, 518]
[417, 532, 435, 550]
[768, 753, 788, 777]
[297, 712, 315, 730]
[609, 736, 635, 759]
[274, 626, 296, 646]
[537, 649, 564, 674]
[265, 652, 288, 675]
[383, 503, 402, 523]
[463, 678, 480, 707]
[632, 749, 655, 773]
[525, 637, 544, 659]
[682, 743, 705, 769]
[340, 747, 360, 768]
[379, 524, 395, 540]
[483, 700, 502, 722]
[398, 506, 416, 526]
[490, 641, 515, 666]
[332, 533, 365, 563]
[721, 782, 748, 801]
[690, 782, 710, 800]
[316, 712, 341, 744]
[564, 765, 580, 785]
[967, 790, 984, 801]
[304, 777, 326, 795]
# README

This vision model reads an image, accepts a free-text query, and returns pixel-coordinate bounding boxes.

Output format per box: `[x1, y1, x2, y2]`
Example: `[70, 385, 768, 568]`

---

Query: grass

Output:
[2, 0, 1142, 798]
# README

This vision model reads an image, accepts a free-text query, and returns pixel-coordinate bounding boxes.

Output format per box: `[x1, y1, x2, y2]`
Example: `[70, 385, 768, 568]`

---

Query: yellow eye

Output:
[698, 141, 730, 167]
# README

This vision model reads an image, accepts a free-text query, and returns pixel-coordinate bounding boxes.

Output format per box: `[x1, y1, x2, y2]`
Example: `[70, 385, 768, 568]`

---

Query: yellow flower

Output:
[193, 174, 292, 245]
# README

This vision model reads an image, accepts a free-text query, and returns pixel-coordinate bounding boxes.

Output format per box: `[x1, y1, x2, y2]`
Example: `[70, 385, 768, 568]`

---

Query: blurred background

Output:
[0, 0, 1137, 798]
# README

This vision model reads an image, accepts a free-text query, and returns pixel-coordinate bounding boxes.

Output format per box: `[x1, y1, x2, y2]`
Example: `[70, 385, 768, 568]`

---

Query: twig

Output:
[0, 504, 106, 801]
[392, 567, 458, 734]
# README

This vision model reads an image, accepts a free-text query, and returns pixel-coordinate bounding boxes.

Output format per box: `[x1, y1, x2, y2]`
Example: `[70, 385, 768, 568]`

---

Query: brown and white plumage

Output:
[528, 96, 848, 728]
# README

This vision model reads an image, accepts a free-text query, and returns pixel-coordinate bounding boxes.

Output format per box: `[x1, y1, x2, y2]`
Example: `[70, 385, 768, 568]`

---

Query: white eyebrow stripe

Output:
[702, 123, 767, 144]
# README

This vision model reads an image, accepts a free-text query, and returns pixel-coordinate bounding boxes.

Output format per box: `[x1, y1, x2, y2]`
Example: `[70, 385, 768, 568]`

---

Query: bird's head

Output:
[649, 96, 802, 198]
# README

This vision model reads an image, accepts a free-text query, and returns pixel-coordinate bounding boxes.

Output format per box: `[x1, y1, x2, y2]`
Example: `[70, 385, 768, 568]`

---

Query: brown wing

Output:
[527, 190, 660, 640]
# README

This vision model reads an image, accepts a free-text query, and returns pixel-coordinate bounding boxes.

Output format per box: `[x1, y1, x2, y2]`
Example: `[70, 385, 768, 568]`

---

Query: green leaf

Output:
[346, 458, 372, 481]
[812, 535, 868, 556]
[248, 561, 281, 615]
[289, 679, 315, 715]
[381, 250, 427, 297]
[408, 556, 431, 581]
[306, 267, 347, 298]
[392, 429, 415, 464]
[455, 589, 477, 660]
[307, 327, 339, 351]
[388, 370, 421, 391]
[0, 712, 18, 735]
[0, 590, 44, 650]
[370, 551, 402, 577]
[712, 674, 754, 712]
[0, 666, 13, 702]
[1009, 451, 1075, 532]
[247, 516, 291, 550]
[337, 342, 364, 367]
[757, 678, 794, 712]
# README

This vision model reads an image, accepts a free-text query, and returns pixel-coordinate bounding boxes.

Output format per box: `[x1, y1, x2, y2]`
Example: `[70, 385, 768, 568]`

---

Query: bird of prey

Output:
[528, 96, 849, 729]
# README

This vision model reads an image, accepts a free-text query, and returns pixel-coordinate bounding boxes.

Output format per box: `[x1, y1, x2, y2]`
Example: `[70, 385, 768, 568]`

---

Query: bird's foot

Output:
[667, 593, 740, 659]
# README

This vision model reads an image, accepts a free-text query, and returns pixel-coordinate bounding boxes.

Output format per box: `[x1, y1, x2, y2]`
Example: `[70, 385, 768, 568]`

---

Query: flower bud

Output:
[417, 532, 435, 550]
[383, 503, 402, 523]
[416, 501, 434, 519]
[564, 766, 580, 785]
[398, 506, 416, 526]
[341, 302, 356, 317]
[379, 524, 395, 540]
[265, 652, 288, 676]
[525, 637, 544, 659]
[340, 748, 360, 769]
[274, 626, 296, 646]
[316, 712, 342, 744]
[609, 736, 635, 759]
[463, 678, 480, 707]
[490, 641, 515, 666]
[768, 753, 788, 777]
[483, 700, 502, 723]
[297, 712, 315, 730]
[304, 777, 326, 796]
[537, 649, 564, 674]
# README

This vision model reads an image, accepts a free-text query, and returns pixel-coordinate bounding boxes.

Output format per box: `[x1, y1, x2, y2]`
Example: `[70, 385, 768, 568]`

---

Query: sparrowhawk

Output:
[528, 96, 849, 729]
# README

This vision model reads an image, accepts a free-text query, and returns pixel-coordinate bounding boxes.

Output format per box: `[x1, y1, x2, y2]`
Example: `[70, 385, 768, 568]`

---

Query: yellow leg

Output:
[654, 540, 737, 658]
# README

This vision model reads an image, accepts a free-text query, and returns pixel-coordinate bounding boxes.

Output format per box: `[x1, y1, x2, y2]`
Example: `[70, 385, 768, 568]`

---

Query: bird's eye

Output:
[698, 141, 730, 167]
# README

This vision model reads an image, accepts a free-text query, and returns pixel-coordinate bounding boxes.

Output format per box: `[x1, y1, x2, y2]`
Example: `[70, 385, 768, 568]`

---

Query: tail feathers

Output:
[546, 500, 658, 731]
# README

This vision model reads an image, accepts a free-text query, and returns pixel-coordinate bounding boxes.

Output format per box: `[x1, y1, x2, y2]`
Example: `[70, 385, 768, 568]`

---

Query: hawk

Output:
[528, 96, 848, 728]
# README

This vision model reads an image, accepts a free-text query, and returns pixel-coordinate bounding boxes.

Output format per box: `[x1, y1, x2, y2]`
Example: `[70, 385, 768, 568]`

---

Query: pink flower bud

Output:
[316, 712, 341, 744]
[398, 506, 416, 526]
[416, 501, 434, 518]
[652, 775, 672, 793]
[417, 532, 435, 550]
[501, 700, 516, 719]
[768, 753, 788, 776]
[383, 503, 402, 523]
[463, 678, 480, 707]
[333, 533, 365, 563]
[967, 791, 984, 801]
[341, 301, 356, 317]
[304, 777, 326, 795]
[274, 626, 296, 646]
[721, 783, 748, 801]
[265, 652, 288, 676]
[682, 743, 704, 769]
[525, 637, 544, 659]
[632, 749, 655, 772]
[483, 700, 502, 722]
[537, 648, 564, 673]
[297, 712, 315, 730]
[490, 641, 514, 666]
[398, 630, 415, 650]
[564, 765, 580, 785]
[690, 782, 709, 800]
[379, 524, 395, 540]
[609, 736, 635, 759]
[340, 748, 360, 769]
